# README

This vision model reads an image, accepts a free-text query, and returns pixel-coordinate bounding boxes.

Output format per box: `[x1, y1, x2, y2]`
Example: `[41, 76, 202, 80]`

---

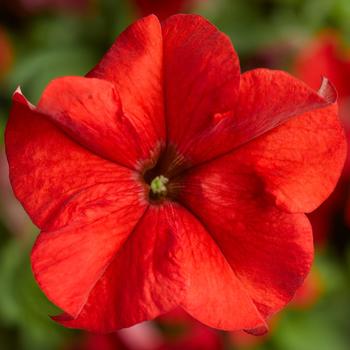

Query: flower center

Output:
[150, 175, 169, 197]
[142, 145, 189, 203]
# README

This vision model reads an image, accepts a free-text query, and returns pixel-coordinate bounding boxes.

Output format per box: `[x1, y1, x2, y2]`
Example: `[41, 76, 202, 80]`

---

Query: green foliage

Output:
[0, 237, 77, 350]
[272, 255, 350, 350]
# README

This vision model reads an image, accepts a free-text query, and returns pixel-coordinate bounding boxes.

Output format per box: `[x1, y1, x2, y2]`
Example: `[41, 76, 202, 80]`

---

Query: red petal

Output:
[233, 69, 337, 148]
[52, 204, 186, 332]
[31, 194, 147, 318]
[161, 14, 240, 162]
[5, 90, 136, 229]
[234, 103, 346, 213]
[189, 70, 337, 166]
[179, 158, 314, 320]
[87, 15, 165, 158]
[38, 76, 151, 168]
[53, 203, 264, 332]
[7, 90, 150, 319]
[174, 207, 266, 331]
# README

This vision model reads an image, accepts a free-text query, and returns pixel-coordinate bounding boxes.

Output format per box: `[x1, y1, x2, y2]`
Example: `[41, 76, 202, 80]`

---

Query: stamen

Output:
[150, 175, 169, 196]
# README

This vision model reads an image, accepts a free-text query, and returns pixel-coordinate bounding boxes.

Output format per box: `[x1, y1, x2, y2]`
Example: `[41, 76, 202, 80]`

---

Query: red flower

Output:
[131, 0, 195, 20]
[0, 27, 13, 80]
[68, 319, 220, 350]
[156, 310, 223, 350]
[291, 268, 323, 309]
[5, 15, 346, 334]
[158, 326, 222, 350]
[68, 323, 163, 350]
[295, 31, 350, 115]
[69, 333, 128, 350]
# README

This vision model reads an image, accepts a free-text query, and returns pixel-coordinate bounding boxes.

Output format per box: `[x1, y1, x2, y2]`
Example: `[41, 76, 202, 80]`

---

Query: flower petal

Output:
[37, 76, 153, 169]
[87, 15, 165, 158]
[52, 204, 186, 332]
[31, 192, 147, 318]
[179, 158, 314, 320]
[233, 103, 346, 213]
[173, 207, 266, 331]
[233, 69, 337, 147]
[5, 89, 135, 229]
[187, 70, 338, 165]
[53, 203, 264, 332]
[161, 14, 240, 161]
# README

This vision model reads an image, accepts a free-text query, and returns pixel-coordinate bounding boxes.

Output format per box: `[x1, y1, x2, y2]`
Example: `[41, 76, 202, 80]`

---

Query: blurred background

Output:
[1, 0, 350, 349]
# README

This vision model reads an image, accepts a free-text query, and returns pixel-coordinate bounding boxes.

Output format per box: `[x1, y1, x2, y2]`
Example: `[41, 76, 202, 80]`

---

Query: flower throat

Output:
[142, 145, 188, 203]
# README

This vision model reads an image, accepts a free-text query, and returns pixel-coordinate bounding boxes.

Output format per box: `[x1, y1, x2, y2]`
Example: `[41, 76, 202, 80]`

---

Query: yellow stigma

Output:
[150, 175, 169, 196]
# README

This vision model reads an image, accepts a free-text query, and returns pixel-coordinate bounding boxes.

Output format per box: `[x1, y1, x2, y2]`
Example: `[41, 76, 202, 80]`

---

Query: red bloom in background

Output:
[0, 27, 13, 80]
[70, 333, 128, 350]
[291, 268, 323, 309]
[156, 310, 223, 350]
[295, 31, 350, 115]
[5, 15, 346, 334]
[131, 0, 195, 20]
[69, 323, 163, 350]
[295, 32, 350, 243]
[68, 318, 221, 350]
[158, 325, 221, 350]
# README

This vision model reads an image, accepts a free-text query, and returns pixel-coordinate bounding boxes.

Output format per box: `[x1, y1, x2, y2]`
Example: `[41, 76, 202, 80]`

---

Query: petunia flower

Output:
[68, 323, 163, 350]
[158, 325, 222, 350]
[295, 31, 350, 117]
[290, 268, 323, 309]
[131, 0, 196, 20]
[68, 318, 221, 350]
[157, 311, 223, 350]
[0, 26, 13, 80]
[5, 15, 346, 334]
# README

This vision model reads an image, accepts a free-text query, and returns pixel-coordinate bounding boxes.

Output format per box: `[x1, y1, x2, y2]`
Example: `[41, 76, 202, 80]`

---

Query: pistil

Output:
[150, 175, 169, 197]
